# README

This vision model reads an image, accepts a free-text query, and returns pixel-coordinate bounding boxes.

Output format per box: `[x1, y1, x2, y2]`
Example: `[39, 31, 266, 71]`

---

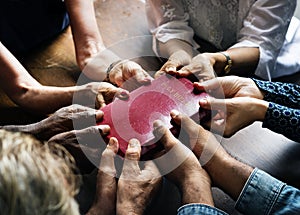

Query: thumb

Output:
[199, 97, 227, 112]
[133, 68, 153, 85]
[193, 78, 222, 92]
[177, 65, 192, 77]
[152, 120, 178, 151]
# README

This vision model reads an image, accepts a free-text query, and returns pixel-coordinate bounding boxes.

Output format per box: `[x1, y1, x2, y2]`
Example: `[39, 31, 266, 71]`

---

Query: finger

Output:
[133, 69, 153, 85]
[164, 60, 180, 74]
[153, 120, 191, 174]
[65, 104, 95, 113]
[98, 84, 129, 105]
[96, 93, 106, 109]
[141, 161, 161, 181]
[95, 110, 104, 121]
[74, 125, 111, 147]
[152, 120, 178, 151]
[121, 139, 142, 179]
[99, 137, 119, 176]
[114, 88, 130, 100]
[154, 70, 166, 79]
[193, 78, 223, 92]
[72, 109, 105, 131]
[170, 109, 200, 141]
[177, 66, 192, 77]
[121, 61, 152, 84]
[199, 97, 227, 112]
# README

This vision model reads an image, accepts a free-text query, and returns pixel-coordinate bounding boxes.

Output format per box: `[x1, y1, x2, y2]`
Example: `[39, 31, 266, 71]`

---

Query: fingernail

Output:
[95, 110, 104, 119]
[166, 66, 177, 73]
[141, 78, 152, 85]
[121, 90, 129, 96]
[108, 137, 116, 146]
[170, 110, 180, 118]
[129, 138, 140, 148]
[153, 120, 164, 129]
[193, 82, 203, 88]
[98, 125, 110, 134]
[199, 98, 208, 105]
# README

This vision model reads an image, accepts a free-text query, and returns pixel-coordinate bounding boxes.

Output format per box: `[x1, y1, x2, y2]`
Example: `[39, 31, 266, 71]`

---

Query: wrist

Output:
[204, 147, 253, 200]
[252, 98, 269, 121]
[117, 205, 143, 215]
[180, 170, 213, 206]
[202, 52, 228, 75]
[82, 49, 121, 81]
[169, 50, 192, 65]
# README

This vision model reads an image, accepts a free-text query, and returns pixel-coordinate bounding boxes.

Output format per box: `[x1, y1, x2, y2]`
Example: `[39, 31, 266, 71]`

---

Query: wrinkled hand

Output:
[87, 138, 162, 215]
[168, 110, 224, 161]
[154, 50, 192, 79]
[173, 54, 216, 82]
[74, 82, 129, 109]
[48, 124, 110, 174]
[107, 60, 153, 92]
[1, 104, 104, 141]
[86, 137, 119, 215]
[152, 119, 213, 205]
[117, 139, 162, 215]
[194, 76, 264, 99]
[76, 40, 104, 71]
[199, 97, 269, 137]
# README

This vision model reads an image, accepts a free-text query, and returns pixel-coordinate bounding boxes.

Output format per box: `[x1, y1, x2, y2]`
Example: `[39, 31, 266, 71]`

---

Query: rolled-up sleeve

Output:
[230, 0, 296, 80]
[235, 168, 300, 215]
[146, 0, 197, 56]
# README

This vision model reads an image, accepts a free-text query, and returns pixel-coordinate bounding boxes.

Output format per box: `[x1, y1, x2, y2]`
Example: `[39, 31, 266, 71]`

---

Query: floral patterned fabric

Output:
[252, 78, 300, 142]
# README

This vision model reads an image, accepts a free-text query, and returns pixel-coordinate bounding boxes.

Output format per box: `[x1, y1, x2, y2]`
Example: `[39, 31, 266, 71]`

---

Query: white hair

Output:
[0, 130, 80, 215]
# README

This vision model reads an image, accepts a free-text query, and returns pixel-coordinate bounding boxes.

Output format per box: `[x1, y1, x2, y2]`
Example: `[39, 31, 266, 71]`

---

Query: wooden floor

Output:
[1, 1, 300, 214]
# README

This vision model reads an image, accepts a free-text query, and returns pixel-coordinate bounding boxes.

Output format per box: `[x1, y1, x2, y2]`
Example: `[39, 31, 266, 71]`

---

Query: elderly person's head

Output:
[0, 130, 80, 215]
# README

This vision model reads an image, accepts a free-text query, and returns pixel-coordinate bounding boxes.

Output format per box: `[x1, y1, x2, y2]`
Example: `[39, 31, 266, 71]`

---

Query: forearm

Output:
[0, 42, 74, 114]
[204, 147, 253, 200]
[180, 170, 214, 206]
[15, 85, 76, 114]
[65, 0, 105, 69]
[203, 47, 259, 76]
[65, 0, 102, 47]
[158, 39, 194, 62]
[0, 42, 41, 96]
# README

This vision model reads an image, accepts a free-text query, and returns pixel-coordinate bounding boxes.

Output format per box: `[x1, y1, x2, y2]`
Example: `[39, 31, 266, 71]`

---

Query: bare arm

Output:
[203, 47, 259, 76]
[64, 0, 105, 70]
[0, 42, 129, 114]
[0, 42, 76, 114]
[170, 110, 253, 200]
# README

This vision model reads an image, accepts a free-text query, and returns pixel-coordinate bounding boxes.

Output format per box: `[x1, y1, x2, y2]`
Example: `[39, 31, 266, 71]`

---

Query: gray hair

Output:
[0, 130, 80, 215]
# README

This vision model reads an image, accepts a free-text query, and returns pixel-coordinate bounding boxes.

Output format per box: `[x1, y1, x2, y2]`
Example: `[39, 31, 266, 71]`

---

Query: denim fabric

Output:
[177, 204, 228, 215]
[235, 168, 300, 215]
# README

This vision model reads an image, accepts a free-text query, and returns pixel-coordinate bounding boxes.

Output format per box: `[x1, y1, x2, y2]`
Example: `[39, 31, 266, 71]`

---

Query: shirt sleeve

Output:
[252, 78, 300, 109]
[177, 204, 228, 215]
[263, 102, 300, 143]
[230, 0, 296, 80]
[145, 0, 198, 56]
[235, 168, 300, 215]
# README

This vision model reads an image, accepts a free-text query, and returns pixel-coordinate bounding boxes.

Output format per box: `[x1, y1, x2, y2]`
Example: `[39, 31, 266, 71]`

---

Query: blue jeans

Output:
[178, 168, 300, 215]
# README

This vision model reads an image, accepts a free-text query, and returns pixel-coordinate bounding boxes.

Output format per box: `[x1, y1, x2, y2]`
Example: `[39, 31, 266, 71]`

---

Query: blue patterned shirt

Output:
[252, 79, 300, 143]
